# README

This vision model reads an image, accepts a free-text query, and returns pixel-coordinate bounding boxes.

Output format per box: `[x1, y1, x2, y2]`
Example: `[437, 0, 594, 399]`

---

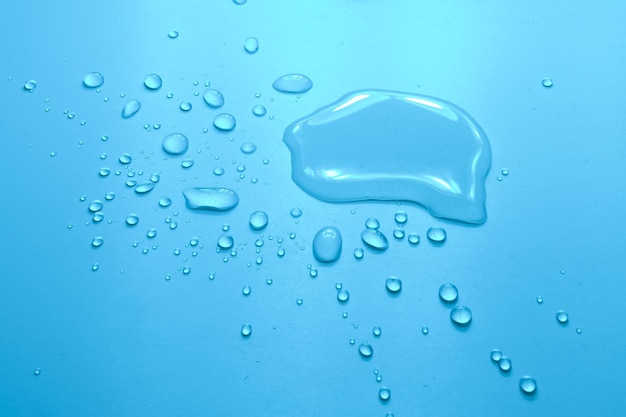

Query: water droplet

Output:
[358, 342, 373, 358]
[135, 182, 155, 194]
[360, 229, 389, 251]
[242, 285, 251, 296]
[119, 153, 132, 164]
[394, 211, 408, 224]
[519, 377, 537, 395]
[426, 227, 447, 243]
[249, 211, 269, 230]
[244, 37, 259, 53]
[312, 226, 342, 262]
[373, 326, 382, 337]
[378, 387, 391, 402]
[240, 142, 257, 154]
[213, 113, 236, 131]
[126, 214, 139, 226]
[182, 266, 191, 274]
[576, 327, 582, 334]
[439, 283, 458, 303]
[407, 233, 420, 245]
[24, 80, 37, 91]
[217, 234, 234, 250]
[241, 324, 252, 337]
[290, 208, 302, 218]
[88, 200, 104, 212]
[144, 74, 162, 90]
[162, 133, 189, 155]
[556, 310, 569, 324]
[501, 168, 509, 176]
[121, 99, 141, 118]
[168, 30, 179, 38]
[536, 296, 543, 304]
[337, 289, 350, 303]
[33, 368, 41, 376]
[83, 72, 104, 88]
[92, 263, 99, 271]
[272, 74, 313, 94]
[182, 187, 239, 211]
[353, 248, 364, 259]
[392, 228, 405, 239]
[233, 0, 247, 4]
[296, 298, 303, 305]
[92, 236, 104, 248]
[158, 197, 172, 208]
[277, 247, 285, 257]
[213, 167, 225, 176]
[421, 326, 429, 335]
[498, 356, 512, 372]
[203, 89, 224, 108]
[365, 217, 380, 229]
[542, 77, 553, 88]
[490, 349, 502, 362]
[93, 212, 104, 222]
[450, 306, 472, 326]
[181, 159, 194, 168]
[385, 277, 402, 294]
[180, 101, 192, 111]
[283, 90, 491, 223]
[252, 104, 266, 116]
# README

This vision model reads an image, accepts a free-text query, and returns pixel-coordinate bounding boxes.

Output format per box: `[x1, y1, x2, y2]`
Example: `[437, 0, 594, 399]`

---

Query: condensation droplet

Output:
[439, 283, 458, 303]
[427, 227, 447, 243]
[312, 226, 342, 262]
[213, 113, 236, 131]
[272, 73, 313, 94]
[121, 99, 141, 118]
[450, 306, 472, 326]
[144, 74, 163, 90]
[203, 89, 224, 108]
[385, 277, 402, 294]
[244, 37, 259, 54]
[83, 72, 104, 88]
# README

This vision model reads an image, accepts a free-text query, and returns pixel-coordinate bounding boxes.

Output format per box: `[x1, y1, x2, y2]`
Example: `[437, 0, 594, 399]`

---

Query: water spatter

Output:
[182, 187, 239, 211]
[144, 74, 162, 90]
[450, 306, 472, 326]
[283, 90, 491, 224]
[244, 37, 259, 53]
[121, 99, 141, 118]
[203, 89, 224, 108]
[162, 133, 189, 155]
[83, 72, 104, 88]
[213, 113, 236, 131]
[360, 229, 389, 251]
[439, 283, 458, 303]
[312, 226, 342, 262]
[272, 74, 313, 94]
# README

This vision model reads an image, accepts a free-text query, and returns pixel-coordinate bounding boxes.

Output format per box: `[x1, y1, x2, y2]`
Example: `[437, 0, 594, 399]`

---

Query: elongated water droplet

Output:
[162, 133, 189, 155]
[182, 187, 239, 211]
[126, 214, 139, 225]
[542, 77, 553, 88]
[91, 236, 104, 248]
[450, 306, 472, 326]
[203, 89, 224, 108]
[273, 74, 313, 94]
[24, 80, 37, 92]
[168, 30, 179, 38]
[244, 37, 259, 53]
[144, 74, 162, 90]
[119, 153, 132, 164]
[83, 72, 104, 88]
[283, 90, 491, 224]
[439, 283, 458, 303]
[158, 196, 172, 207]
[213, 113, 236, 131]
[122, 99, 141, 118]
[519, 377, 537, 395]
[135, 182, 155, 194]
[361, 229, 389, 251]
[385, 277, 402, 294]
[240, 142, 257, 154]
[249, 211, 269, 230]
[365, 217, 380, 229]
[312, 226, 342, 262]
[88, 200, 104, 212]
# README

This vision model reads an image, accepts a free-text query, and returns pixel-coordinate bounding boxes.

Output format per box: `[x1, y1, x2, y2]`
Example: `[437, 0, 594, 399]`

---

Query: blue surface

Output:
[1, 1, 625, 416]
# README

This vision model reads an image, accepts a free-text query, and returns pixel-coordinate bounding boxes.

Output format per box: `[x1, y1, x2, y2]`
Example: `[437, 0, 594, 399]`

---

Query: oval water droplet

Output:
[179, 101, 192, 112]
[373, 326, 382, 337]
[162, 133, 189, 155]
[272, 74, 313, 94]
[144, 74, 162, 90]
[360, 229, 389, 251]
[354, 248, 364, 259]
[556, 310, 569, 324]
[83, 72, 104, 88]
[519, 377, 537, 395]
[181, 159, 194, 168]
[183, 187, 239, 211]
[242, 285, 251, 296]
[168, 30, 179, 38]
[126, 214, 139, 226]
[408, 233, 420, 245]
[252, 104, 266, 116]
[378, 387, 391, 402]
[159, 197, 172, 207]
[358, 342, 373, 358]
[213, 113, 236, 131]
[542, 77, 553, 88]
[88, 200, 104, 212]
[439, 283, 458, 303]
[244, 37, 259, 53]
[203, 89, 224, 108]
[119, 153, 132, 164]
[240, 142, 257, 154]
[24, 80, 37, 91]
[450, 306, 472, 326]
[312, 226, 342, 262]
[427, 227, 447, 243]
[337, 289, 350, 303]
[135, 182, 155, 194]
[249, 211, 268, 230]
[283, 90, 491, 224]
[290, 208, 302, 218]
[385, 277, 402, 294]
[241, 324, 252, 337]
[91, 236, 104, 248]
[121, 99, 141, 118]
[217, 234, 234, 249]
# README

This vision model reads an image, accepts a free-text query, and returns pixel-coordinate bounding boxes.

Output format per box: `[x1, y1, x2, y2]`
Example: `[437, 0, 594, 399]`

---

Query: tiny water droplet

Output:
[91, 236, 104, 248]
[179, 101, 192, 111]
[407, 233, 420, 245]
[536, 296, 543, 304]
[365, 217, 380, 229]
[353, 248, 364, 259]
[296, 298, 303, 305]
[249, 211, 269, 230]
[242, 285, 251, 296]
[88, 200, 104, 212]
[519, 377, 537, 395]
[337, 289, 350, 303]
[144, 74, 163, 90]
[439, 283, 458, 303]
[272, 73, 313, 94]
[121, 99, 141, 118]
[427, 227, 447, 243]
[450, 306, 472, 326]
[241, 324, 252, 337]
[135, 182, 155, 194]
[394, 211, 408, 224]
[556, 310, 569, 324]
[161, 133, 189, 155]
[203, 89, 224, 108]
[181, 159, 194, 168]
[213, 167, 225, 176]
[244, 37, 259, 53]
[83, 72, 104, 88]
[119, 153, 132, 164]
[213, 113, 236, 131]
[385, 277, 402, 294]
[92, 263, 99, 271]
[392, 228, 405, 239]
[576, 327, 582, 334]
[373, 326, 382, 337]
[358, 342, 373, 358]
[217, 234, 234, 249]
[542, 77, 553, 88]
[146, 228, 157, 238]
[168, 30, 179, 38]
[421, 326, 429, 335]
[33, 368, 41, 376]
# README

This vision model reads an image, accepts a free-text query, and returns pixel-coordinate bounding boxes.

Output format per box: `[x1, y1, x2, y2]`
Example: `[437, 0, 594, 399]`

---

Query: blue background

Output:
[1, 1, 625, 416]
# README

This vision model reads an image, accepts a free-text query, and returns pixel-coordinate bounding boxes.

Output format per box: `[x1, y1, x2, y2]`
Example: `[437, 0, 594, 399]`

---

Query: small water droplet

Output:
[88, 200, 104, 212]
[83, 72, 104, 88]
[180, 101, 192, 112]
[519, 377, 537, 395]
[421, 326, 429, 335]
[360, 229, 389, 251]
[498, 357, 512, 372]
[392, 228, 405, 239]
[365, 217, 380, 229]
[168, 30, 179, 39]
[296, 298, 303, 305]
[135, 182, 155, 194]
[353, 248, 364, 259]
[242, 285, 251, 296]
[161, 133, 189, 155]
[181, 159, 194, 168]
[24, 80, 37, 91]
[203, 89, 224, 108]
[144, 74, 163, 90]
[217, 234, 234, 249]
[213, 167, 225, 176]
[33, 368, 41, 376]
[337, 289, 350, 303]
[536, 296, 543, 304]
[119, 153, 132, 164]
[394, 211, 408, 224]
[252, 104, 266, 116]
[427, 227, 447, 243]
[92, 263, 99, 271]
[385, 277, 402, 294]
[501, 168, 509, 176]
[121, 99, 141, 118]
[158, 197, 172, 208]
[244, 37, 259, 53]
[490, 349, 502, 362]
[240, 142, 257, 154]
[373, 326, 382, 337]
[92, 236, 104, 248]
[126, 214, 139, 226]
[241, 324, 252, 337]
[213, 113, 236, 131]
[556, 310, 569, 324]
[439, 283, 459, 303]
[542, 77, 553, 88]
[248, 211, 269, 230]
[378, 387, 391, 402]
[358, 342, 373, 358]
[146, 228, 157, 238]
[272, 73, 313, 94]
[312, 226, 342, 262]
[450, 306, 472, 326]
[407, 233, 420, 245]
